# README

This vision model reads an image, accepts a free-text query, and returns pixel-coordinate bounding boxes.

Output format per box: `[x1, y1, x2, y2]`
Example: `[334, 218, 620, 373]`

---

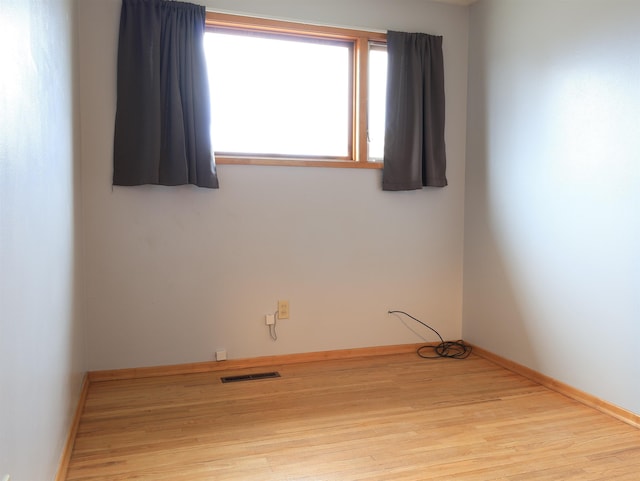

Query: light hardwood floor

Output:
[66, 353, 640, 480]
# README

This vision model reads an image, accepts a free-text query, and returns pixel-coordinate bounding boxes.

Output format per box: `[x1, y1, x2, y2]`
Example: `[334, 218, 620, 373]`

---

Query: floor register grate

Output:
[221, 371, 281, 383]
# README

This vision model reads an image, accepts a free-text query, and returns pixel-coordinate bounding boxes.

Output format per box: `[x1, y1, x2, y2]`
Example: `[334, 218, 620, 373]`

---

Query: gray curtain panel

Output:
[382, 31, 447, 190]
[113, 0, 219, 188]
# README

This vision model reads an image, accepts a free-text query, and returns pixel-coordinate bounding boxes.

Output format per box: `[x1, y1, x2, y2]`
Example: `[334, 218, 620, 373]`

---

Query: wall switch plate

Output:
[215, 350, 227, 361]
[278, 300, 289, 319]
[266, 314, 275, 325]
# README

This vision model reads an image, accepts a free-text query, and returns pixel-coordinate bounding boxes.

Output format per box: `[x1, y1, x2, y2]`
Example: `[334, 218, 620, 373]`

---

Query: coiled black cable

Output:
[388, 310, 472, 360]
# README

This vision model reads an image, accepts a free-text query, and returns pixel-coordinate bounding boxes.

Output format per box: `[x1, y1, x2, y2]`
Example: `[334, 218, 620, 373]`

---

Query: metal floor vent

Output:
[221, 371, 281, 383]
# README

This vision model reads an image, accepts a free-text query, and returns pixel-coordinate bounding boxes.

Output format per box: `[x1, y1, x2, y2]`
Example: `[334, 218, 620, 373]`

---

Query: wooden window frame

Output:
[205, 12, 386, 169]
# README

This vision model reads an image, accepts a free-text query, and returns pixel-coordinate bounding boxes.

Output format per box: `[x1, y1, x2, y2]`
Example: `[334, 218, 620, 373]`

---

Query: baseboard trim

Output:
[472, 345, 640, 430]
[55, 374, 90, 481]
[88, 343, 428, 382]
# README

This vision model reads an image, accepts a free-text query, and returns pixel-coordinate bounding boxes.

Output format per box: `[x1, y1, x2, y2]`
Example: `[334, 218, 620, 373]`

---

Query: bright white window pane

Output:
[204, 31, 351, 158]
[368, 46, 387, 162]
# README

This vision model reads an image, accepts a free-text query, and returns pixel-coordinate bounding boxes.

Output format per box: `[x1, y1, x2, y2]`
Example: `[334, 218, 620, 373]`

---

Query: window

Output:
[205, 31, 352, 159]
[368, 43, 388, 162]
[204, 13, 386, 168]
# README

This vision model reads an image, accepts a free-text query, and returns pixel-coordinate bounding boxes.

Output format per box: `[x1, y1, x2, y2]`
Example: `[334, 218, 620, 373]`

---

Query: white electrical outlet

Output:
[277, 300, 289, 319]
[215, 349, 227, 361]
[265, 314, 275, 325]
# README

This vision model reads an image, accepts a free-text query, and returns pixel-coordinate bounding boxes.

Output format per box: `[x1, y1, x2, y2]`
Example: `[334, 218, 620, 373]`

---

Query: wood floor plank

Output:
[66, 354, 640, 480]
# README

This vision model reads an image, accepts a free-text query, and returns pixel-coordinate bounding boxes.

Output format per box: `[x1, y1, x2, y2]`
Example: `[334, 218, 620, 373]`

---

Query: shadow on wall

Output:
[461, 13, 538, 367]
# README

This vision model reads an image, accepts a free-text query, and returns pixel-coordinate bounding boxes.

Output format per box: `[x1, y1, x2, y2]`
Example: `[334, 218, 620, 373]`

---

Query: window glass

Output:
[204, 31, 352, 158]
[368, 44, 387, 162]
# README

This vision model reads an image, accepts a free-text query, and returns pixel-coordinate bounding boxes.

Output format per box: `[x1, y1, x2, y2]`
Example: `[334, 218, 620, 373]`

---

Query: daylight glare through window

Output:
[368, 44, 387, 161]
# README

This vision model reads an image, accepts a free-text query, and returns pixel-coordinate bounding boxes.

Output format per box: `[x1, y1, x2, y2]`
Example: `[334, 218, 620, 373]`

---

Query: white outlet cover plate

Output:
[215, 350, 227, 361]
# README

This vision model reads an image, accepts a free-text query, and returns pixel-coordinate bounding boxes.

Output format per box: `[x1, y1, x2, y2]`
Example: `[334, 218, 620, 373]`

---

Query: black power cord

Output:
[388, 310, 472, 359]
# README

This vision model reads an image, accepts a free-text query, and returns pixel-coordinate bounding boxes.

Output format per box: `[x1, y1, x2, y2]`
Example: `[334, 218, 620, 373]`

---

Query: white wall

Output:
[0, 0, 84, 479]
[464, 0, 640, 414]
[78, 0, 469, 370]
